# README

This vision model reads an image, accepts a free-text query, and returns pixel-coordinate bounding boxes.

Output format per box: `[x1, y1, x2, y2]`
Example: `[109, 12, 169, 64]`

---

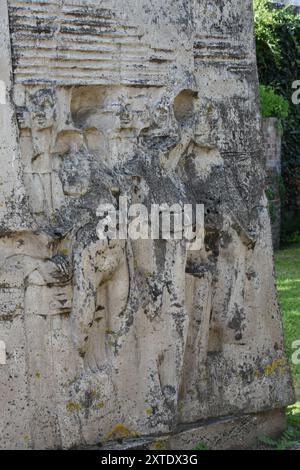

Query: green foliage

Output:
[258, 403, 300, 450]
[258, 428, 298, 450]
[193, 442, 209, 450]
[278, 174, 287, 202]
[254, 0, 282, 68]
[254, 0, 298, 75]
[275, 245, 300, 399]
[286, 402, 300, 432]
[259, 85, 289, 125]
[258, 435, 278, 447]
[281, 213, 300, 245]
[265, 186, 275, 200]
[254, 0, 300, 241]
[265, 185, 276, 222]
[258, 249, 300, 451]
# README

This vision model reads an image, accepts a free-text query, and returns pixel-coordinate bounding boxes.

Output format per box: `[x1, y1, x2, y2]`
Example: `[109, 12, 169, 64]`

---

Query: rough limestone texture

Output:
[0, 0, 295, 450]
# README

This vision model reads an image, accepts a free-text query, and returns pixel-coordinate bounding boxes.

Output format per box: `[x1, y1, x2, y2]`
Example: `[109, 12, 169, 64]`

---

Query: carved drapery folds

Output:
[0, 0, 294, 449]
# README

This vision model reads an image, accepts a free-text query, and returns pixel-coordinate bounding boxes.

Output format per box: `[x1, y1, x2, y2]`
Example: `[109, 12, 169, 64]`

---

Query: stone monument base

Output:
[99, 409, 285, 450]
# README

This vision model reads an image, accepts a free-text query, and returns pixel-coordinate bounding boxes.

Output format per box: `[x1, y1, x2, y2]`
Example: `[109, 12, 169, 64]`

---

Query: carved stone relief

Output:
[0, 0, 294, 449]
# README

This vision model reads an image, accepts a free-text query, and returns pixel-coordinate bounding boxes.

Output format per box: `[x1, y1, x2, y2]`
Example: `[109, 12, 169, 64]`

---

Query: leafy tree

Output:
[259, 84, 289, 127]
[254, 0, 300, 242]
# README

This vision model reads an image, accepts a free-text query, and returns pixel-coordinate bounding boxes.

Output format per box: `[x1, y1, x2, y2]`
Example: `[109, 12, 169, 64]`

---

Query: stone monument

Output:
[0, 0, 295, 449]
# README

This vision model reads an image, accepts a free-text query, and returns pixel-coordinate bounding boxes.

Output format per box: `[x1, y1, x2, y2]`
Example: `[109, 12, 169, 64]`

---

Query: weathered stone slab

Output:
[0, 0, 295, 450]
[0, 0, 30, 232]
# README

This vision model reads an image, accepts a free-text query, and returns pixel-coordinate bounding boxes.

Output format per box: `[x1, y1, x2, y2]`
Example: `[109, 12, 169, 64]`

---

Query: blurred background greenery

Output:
[254, 0, 300, 245]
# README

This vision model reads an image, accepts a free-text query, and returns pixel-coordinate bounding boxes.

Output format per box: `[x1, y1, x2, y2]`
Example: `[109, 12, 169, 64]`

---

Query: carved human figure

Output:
[17, 88, 57, 221]
[14, 81, 277, 438]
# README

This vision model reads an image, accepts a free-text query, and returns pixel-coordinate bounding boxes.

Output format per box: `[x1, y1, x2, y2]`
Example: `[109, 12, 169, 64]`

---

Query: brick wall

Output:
[262, 117, 282, 249]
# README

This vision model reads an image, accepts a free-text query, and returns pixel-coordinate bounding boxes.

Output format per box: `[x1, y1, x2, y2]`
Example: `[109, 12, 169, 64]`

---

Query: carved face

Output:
[28, 89, 56, 131]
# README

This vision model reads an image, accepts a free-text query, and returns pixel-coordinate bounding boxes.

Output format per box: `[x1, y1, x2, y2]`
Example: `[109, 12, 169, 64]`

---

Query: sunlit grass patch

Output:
[275, 243, 300, 399]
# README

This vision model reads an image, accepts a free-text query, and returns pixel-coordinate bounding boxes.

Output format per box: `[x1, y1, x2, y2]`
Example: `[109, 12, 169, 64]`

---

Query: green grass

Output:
[275, 243, 300, 399]
[286, 401, 300, 430]
[254, 247, 300, 449]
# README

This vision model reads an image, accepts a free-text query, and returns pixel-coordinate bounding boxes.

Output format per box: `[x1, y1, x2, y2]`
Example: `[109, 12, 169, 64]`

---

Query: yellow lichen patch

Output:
[59, 248, 70, 256]
[106, 424, 138, 441]
[144, 271, 154, 278]
[35, 372, 41, 379]
[255, 369, 261, 378]
[151, 439, 166, 450]
[145, 407, 153, 416]
[265, 358, 285, 376]
[207, 104, 214, 114]
[96, 401, 105, 409]
[177, 403, 184, 412]
[279, 367, 287, 376]
[66, 401, 82, 413]
[105, 328, 115, 335]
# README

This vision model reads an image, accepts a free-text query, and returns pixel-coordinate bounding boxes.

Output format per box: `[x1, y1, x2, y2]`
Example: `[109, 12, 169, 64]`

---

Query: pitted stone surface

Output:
[0, 0, 295, 449]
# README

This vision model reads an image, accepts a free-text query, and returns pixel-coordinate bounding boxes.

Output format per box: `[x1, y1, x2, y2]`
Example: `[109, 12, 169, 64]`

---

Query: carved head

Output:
[28, 88, 56, 131]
